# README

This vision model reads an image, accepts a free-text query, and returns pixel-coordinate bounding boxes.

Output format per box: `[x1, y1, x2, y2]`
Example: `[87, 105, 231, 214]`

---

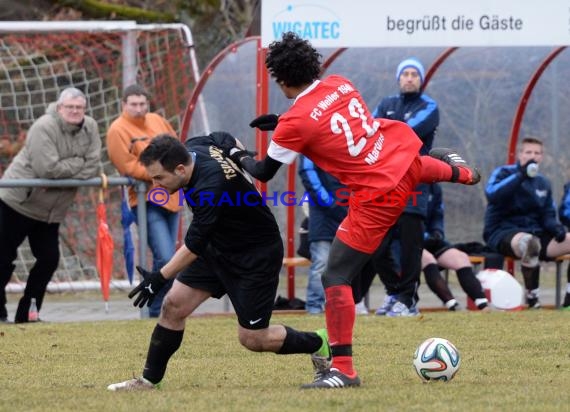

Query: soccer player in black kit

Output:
[107, 133, 330, 391]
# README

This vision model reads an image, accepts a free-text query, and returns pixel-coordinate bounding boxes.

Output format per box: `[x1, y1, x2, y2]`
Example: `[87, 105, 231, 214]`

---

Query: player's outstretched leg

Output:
[427, 148, 481, 185]
[107, 323, 184, 392]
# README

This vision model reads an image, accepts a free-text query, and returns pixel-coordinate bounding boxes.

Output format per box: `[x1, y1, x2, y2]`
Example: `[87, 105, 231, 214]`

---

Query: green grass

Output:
[1, 311, 569, 412]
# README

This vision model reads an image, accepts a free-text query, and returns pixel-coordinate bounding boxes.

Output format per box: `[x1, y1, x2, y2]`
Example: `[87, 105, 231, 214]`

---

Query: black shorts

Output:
[177, 241, 283, 330]
[498, 231, 552, 261]
[423, 238, 454, 259]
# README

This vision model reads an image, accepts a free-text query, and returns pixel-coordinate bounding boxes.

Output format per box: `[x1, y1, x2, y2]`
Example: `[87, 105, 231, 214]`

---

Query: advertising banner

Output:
[261, 0, 570, 47]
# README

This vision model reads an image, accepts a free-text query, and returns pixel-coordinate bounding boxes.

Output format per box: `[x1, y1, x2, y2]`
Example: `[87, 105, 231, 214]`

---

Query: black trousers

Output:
[378, 213, 424, 307]
[0, 200, 60, 320]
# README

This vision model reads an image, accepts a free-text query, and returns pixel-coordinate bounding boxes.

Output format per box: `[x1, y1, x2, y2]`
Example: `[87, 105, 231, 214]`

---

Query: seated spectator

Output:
[422, 183, 489, 311]
[452, 241, 504, 270]
[558, 182, 570, 308]
[484, 137, 570, 308]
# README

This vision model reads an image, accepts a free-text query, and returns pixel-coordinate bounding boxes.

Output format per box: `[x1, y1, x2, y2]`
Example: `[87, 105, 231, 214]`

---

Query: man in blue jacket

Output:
[372, 57, 439, 316]
[298, 156, 376, 315]
[484, 137, 570, 308]
[298, 155, 348, 314]
[558, 182, 570, 308]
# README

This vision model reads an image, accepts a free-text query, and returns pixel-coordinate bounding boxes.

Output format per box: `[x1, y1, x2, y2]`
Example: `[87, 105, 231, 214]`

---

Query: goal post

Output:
[0, 21, 202, 292]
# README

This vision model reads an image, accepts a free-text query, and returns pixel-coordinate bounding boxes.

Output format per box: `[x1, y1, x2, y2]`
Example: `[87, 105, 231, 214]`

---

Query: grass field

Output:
[1, 310, 569, 412]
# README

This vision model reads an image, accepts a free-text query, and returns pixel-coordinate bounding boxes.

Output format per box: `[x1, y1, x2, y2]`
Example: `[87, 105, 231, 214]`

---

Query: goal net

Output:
[0, 21, 200, 294]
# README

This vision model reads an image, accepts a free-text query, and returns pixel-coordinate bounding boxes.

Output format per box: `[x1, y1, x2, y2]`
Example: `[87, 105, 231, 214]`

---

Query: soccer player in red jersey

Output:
[228, 32, 479, 389]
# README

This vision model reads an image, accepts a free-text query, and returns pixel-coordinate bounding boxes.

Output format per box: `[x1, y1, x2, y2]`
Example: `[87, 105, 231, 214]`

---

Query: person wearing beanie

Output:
[370, 57, 439, 317]
[376, 57, 436, 154]
[396, 57, 426, 85]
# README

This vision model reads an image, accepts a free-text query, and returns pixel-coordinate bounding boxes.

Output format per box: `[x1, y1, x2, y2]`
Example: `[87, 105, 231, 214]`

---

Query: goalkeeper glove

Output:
[249, 113, 280, 131]
[128, 266, 168, 308]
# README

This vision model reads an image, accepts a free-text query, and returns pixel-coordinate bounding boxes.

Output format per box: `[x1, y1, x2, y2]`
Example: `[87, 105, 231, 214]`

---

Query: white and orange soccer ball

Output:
[413, 337, 461, 382]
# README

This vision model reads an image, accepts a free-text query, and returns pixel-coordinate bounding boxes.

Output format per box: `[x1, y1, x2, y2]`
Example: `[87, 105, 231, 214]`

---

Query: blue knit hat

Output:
[396, 58, 425, 84]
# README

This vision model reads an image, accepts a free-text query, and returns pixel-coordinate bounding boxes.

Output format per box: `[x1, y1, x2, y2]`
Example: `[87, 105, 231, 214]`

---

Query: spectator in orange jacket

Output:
[107, 84, 182, 317]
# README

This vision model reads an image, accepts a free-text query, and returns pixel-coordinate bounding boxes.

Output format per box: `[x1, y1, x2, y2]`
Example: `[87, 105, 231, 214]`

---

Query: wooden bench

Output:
[282, 257, 311, 268]
[283, 254, 569, 308]
[281, 257, 311, 301]
[287, 255, 487, 283]
[468, 255, 486, 271]
[286, 256, 487, 270]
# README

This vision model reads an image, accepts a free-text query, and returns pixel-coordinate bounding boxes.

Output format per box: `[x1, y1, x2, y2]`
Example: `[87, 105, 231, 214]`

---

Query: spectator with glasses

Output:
[0, 87, 101, 323]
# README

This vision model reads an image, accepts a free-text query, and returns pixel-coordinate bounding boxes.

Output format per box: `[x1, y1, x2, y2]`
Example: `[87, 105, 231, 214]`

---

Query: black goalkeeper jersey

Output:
[182, 136, 281, 256]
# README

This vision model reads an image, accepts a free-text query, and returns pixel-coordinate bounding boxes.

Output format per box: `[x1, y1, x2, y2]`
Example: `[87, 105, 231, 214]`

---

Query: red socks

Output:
[420, 156, 474, 184]
[325, 285, 356, 376]
[419, 156, 452, 183]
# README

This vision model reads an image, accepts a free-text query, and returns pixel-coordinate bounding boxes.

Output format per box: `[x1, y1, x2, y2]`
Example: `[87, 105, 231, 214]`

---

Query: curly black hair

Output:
[265, 32, 322, 87]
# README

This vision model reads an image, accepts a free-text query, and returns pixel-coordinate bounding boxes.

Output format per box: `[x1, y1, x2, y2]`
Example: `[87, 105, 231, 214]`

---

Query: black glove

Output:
[518, 160, 538, 178]
[128, 266, 168, 308]
[249, 113, 280, 131]
[428, 230, 444, 241]
[227, 147, 258, 165]
[554, 225, 567, 243]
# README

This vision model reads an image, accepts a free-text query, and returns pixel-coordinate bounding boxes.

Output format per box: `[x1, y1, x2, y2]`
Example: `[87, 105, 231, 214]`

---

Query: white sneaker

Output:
[445, 299, 460, 311]
[386, 301, 420, 317]
[355, 300, 369, 315]
[375, 295, 397, 316]
[107, 376, 158, 391]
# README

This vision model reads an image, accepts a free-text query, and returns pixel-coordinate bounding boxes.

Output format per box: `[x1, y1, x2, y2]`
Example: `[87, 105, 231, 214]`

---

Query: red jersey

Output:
[267, 75, 422, 193]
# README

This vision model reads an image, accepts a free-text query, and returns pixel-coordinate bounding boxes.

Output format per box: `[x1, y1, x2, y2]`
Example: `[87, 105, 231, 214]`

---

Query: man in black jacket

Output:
[371, 57, 439, 316]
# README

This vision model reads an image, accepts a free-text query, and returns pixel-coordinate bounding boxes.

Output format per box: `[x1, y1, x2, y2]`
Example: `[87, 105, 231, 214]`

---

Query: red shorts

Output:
[335, 155, 422, 254]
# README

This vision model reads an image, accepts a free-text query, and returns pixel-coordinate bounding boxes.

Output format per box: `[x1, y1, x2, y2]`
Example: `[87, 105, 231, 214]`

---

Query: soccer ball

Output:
[413, 337, 460, 382]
